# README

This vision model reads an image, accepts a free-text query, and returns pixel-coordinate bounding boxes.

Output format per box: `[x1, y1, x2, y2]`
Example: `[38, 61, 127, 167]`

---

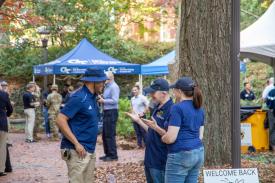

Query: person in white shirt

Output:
[130, 85, 149, 148]
[262, 77, 274, 101]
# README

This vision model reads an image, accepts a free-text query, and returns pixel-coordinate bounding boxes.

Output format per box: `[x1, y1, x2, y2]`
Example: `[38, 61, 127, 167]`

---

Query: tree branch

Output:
[241, 9, 259, 19]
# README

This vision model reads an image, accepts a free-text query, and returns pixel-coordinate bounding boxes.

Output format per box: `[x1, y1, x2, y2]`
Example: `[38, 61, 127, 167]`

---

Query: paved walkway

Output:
[0, 133, 144, 183]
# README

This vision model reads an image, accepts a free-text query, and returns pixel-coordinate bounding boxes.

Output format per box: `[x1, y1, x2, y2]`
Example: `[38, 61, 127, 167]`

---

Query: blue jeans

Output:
[145, 166, 165, 183]
[165, 147, 204, 183]
[43, 107, 50, 134]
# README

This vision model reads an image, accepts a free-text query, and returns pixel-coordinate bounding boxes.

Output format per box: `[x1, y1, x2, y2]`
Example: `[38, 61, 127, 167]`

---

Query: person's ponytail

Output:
[193, 86, 203, 109]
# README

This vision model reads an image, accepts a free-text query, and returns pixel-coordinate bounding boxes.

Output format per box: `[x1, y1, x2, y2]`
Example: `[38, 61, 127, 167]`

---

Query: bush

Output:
[9, 87, 25, 118]
[0, 46, 71, 80]
[117, 98, 135, 138]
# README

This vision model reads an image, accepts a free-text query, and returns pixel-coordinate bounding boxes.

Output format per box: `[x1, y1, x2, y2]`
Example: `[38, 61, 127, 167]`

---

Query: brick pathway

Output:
[0, 133, 144, 183]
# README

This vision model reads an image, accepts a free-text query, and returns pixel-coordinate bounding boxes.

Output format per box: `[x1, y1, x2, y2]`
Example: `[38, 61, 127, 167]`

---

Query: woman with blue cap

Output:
[144, 77, 205, 183]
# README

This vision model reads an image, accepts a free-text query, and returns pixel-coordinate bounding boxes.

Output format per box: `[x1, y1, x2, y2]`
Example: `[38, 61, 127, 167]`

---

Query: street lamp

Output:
[37, 26, 50, 91]
[231, 0, 241, 168]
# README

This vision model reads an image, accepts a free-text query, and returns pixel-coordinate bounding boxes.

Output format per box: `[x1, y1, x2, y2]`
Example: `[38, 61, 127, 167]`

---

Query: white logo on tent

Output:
[105, 67, 118, 74]
[45, 67, 53, 73]
[45, 60, 62, 65]
[34, 68, 41, 74]
[68, 59, 88, 65]
[60, 67, 71, 74]
[92, 59, 121, 65]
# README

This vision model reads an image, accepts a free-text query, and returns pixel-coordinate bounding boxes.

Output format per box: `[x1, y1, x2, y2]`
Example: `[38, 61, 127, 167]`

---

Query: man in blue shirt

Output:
[56, 68, 108, 183]
[97, 71, 120, 162]
[126, 78, 173, 183]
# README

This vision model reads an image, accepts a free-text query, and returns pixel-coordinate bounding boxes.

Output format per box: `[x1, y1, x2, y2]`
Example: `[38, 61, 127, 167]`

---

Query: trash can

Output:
[240, 107, 269, 153]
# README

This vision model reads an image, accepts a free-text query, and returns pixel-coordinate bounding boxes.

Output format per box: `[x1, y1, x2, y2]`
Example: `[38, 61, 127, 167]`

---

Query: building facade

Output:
[118, 0, 178, 42]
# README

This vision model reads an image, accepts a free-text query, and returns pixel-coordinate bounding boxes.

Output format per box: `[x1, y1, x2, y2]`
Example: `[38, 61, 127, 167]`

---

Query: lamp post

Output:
[37, 26, 50, 91]
[231, 0, 241, 168]
[42, 38, 48, 90]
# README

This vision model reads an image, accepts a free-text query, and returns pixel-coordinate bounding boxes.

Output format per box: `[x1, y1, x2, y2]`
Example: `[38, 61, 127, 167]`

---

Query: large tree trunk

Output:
[177, 0, 232, 166]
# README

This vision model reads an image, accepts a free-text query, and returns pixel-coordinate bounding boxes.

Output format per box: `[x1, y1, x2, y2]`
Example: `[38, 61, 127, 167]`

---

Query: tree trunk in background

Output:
[177, 0, 232, 166]
[0, 0, 5, 8]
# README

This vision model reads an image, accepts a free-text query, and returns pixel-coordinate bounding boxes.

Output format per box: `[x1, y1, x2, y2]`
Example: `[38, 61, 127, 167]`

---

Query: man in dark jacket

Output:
[266, 88, 275, 151]
[0, 85, 13, 176]
[240, 82, 256, 101]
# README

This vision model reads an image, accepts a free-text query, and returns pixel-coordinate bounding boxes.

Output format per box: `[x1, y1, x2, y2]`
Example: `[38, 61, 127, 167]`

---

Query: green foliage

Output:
[116, 98, 135, 138]
[241, 0, 269, 30]
[242, 153, 275, 164]
[0, 46, 71, 79]
[0, 47, 39, 78]
[9, 87, 25, 118]
[240, 62, 273, 106]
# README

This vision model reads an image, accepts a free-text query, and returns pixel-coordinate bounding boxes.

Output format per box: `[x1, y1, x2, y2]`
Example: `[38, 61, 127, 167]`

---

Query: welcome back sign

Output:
[203, 168, 259, 183]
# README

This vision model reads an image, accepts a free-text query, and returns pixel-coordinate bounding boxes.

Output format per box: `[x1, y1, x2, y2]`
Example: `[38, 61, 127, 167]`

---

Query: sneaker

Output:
[0, 172, 7, 176]
[25, 139, 36, 143]
[46, 133, 51, 138]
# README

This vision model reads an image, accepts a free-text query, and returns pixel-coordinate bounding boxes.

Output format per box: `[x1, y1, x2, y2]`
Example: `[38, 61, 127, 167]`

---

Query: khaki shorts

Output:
[61, 149, 96, 183]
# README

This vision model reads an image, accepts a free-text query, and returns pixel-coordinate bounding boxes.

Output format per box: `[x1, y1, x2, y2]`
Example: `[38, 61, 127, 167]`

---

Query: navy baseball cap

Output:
[144, 78, 169, 94]
[170, 77, 195, 91]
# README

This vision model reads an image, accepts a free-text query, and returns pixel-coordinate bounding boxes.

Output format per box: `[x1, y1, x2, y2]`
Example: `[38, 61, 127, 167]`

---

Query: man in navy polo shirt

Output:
[56, 68, 108, 183]
[126, 78, 173, 183]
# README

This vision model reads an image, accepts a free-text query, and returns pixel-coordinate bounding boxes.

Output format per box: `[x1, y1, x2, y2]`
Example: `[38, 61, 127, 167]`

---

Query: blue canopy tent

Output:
[139, 50, 246, 90]
[33, 38, 141, 84]
[141, 50, 175, 75]
[138, 51, 175, 90]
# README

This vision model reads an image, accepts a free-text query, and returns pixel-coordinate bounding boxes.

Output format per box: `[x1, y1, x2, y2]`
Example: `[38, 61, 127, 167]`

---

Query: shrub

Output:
[117, 98, 135, 138]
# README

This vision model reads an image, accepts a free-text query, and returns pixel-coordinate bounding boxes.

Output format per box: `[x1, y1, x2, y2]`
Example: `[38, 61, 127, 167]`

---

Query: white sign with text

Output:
[241, 123, 252, 146]
[203, 168, 259, 183]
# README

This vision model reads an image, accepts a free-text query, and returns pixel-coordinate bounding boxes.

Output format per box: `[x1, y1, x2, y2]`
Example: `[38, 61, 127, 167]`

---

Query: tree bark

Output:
[177, 0, 232, 166]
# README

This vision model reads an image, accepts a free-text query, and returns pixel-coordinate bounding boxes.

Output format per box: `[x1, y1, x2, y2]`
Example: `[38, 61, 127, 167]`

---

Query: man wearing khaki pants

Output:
[56, 68, 108, 183]
[23, 83, 37, 143]
[0, 84, 13, 176]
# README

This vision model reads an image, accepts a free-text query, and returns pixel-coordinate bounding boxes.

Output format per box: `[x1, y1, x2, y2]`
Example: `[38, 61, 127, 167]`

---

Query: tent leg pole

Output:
[32, 75, 35, 82]
[53, 75, 56, 85]
[272, 59, 275, 79]
[139, 75, 143, 93]
[43, 76, 48, 92]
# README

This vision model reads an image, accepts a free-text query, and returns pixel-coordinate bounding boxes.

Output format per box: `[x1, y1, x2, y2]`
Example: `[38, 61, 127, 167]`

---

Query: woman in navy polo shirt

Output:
[162, 77, 205, 183]
[145, 77, 205, 183]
